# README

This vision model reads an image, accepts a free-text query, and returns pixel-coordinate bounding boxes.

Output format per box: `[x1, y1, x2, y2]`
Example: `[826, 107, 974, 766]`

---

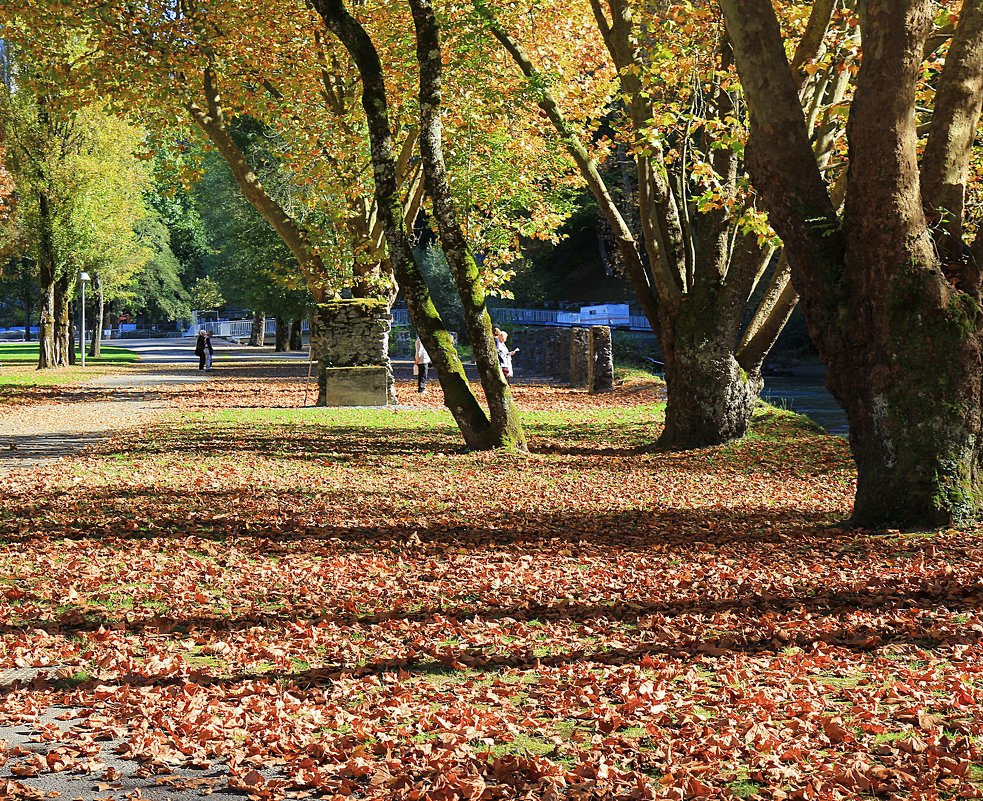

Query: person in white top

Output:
[414, 337, 431, 393]
[204, 331, 215, 370]
[494, 328, 518, 382]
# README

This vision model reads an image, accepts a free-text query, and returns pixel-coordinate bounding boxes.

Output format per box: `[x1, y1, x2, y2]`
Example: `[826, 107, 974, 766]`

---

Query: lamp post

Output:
[79, 272, 90, 367]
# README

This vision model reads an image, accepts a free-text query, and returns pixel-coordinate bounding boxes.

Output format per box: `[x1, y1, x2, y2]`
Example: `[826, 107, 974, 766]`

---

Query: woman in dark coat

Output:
[195, 330, 207, 370]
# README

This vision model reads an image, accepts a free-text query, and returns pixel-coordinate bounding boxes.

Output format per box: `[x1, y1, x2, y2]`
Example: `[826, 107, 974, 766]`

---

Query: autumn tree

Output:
[0, 72, 68, 367]
[314, 0, 528, 450]
[121, 214, 191, 327]
[474, 0, 855, 448]
[720, 0, 983, 528]
[61, 109, 152, 358]
[196, 146, 314, 349]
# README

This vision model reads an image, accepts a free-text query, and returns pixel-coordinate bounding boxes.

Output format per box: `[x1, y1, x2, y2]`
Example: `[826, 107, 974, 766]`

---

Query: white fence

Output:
[492, 307, 652, 331]
[187, 318, 309, 339]
[392, 307, 651, 331]
[191, 307, 654, 338]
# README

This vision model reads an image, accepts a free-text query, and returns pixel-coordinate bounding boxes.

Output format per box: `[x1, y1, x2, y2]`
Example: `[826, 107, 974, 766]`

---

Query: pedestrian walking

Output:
[204, 331, 215, 370]
[414, 336, 431, 393]
[195, 330, 207, 370]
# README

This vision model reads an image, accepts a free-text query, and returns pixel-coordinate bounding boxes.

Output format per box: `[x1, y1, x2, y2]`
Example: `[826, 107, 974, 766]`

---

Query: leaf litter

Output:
[0, 372, 980, 800]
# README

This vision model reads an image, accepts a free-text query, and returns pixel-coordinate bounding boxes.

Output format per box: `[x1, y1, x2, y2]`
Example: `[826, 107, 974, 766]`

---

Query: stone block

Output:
[589, 325, 614, 393]
[570, 328, 590, 387]
[319, 366, 394, 407]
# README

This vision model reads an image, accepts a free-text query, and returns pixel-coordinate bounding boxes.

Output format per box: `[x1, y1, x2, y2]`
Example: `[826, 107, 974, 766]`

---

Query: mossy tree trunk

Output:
[315, 0, 505, 450]
[35, 187, 57, 369]
[659, 287, 763, 448]
[89, 274, 103, 359]
[723, 0, 983, 528]
[409, 0, 526, 450]
[54, 275, 71, 367]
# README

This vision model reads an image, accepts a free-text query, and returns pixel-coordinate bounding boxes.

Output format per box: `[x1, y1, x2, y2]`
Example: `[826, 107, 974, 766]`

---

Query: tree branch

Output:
[188, 67, 327, 301]
[920, 0, 983, 273]
[719, 0, 843, 328]
[790, 0, 835, 88]
[472, 0, 667, 324]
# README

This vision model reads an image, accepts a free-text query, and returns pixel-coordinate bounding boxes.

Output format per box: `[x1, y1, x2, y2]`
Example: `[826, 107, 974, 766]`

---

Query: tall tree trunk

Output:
[289, 319, 303, 351]
[36, 188, 56, 369]
[248, 310, 266, 346]
[89, 274, 103, 359]
[723, 0, 983, 528]
[835, 1, 977, 527]
[315, 0, 504, 450]
[660, 290, 763, 448]
[409, 0, 526, 450]
[54, 275, 71, 367]
[274, 316, 289, 352]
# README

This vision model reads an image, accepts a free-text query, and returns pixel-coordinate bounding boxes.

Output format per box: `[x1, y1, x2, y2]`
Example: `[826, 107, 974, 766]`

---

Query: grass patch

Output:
[488, 733, 556, 759]
[0, 342, 138, 387]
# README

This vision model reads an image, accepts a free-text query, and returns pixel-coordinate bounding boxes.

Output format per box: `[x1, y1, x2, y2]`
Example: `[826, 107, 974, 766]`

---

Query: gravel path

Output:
[0, 338, 244, 474]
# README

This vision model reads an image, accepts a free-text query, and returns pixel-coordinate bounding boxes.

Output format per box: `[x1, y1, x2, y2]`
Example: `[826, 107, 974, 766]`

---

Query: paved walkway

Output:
[0, 338, 309, 474]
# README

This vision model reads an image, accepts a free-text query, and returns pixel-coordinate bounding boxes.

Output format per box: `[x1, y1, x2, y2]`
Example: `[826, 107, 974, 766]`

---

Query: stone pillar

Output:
[313, 299, 396, 406]
[569, 327, 590, 388]
[589, 325, 614, 393]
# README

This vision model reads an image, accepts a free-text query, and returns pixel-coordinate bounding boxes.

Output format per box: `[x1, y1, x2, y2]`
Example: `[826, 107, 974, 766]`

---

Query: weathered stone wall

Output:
[589, 325, 614, 393]
[510, 328, 571, 382]
[508, 326, 613, 391]
[313, 299, 396, 406]
[569, 328, 590, 388]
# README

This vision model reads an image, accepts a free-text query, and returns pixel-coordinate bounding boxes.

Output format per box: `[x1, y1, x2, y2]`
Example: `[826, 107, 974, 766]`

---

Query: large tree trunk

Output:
[834, 1, 978, 528]
[289, 319, 303, 351]
[248, 310, 266, 346]
[316, 0, 504, 450]
[54, 275, 71, 367]
[36, 189, 56, 369]
[89, 275, 103, 359]
[274, 316, 289, 352]
[659, 295, 762, 448]
[409, 0, 527, 450]
[723, 0, 983, 528]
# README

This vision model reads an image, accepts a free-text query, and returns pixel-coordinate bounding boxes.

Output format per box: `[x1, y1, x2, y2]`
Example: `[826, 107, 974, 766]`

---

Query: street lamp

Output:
[79, 272, 90, 367]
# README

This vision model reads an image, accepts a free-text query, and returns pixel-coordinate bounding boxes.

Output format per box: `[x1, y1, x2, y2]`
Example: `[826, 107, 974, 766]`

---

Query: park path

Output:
[0, 338, 314, 799]
[0, 338, 309, 474]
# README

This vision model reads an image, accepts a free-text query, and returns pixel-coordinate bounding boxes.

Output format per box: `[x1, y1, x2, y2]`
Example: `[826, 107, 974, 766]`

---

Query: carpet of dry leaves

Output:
[0, 366, 981, 800]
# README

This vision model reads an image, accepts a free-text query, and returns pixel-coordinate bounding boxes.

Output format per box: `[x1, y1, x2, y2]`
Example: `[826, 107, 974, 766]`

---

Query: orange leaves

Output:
[0, 367, 982, 799]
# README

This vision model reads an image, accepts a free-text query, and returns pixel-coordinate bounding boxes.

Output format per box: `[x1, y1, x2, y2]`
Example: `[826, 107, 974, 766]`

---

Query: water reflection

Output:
[762, 372, 849, 436]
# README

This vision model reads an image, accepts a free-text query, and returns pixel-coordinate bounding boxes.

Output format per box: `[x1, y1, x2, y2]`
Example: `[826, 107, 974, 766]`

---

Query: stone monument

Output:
[313, 299, 396, 406]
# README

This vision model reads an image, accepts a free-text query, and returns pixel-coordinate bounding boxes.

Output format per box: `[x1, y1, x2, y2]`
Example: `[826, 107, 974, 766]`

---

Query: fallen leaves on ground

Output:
[0, 365, 980, 800]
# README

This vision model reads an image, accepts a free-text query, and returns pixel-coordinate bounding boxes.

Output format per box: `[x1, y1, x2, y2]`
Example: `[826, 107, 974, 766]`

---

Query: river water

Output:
[761, 373, 849, 437]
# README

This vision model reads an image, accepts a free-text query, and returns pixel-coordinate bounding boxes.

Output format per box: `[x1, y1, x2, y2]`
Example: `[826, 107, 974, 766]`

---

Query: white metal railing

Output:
[188, 318, 311, 339]
[187, 308, 653, 337]
[391, 306, 652, 331]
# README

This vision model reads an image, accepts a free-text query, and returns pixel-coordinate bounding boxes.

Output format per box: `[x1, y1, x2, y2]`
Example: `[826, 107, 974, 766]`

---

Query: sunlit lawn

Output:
[0, 341, 137, 387]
